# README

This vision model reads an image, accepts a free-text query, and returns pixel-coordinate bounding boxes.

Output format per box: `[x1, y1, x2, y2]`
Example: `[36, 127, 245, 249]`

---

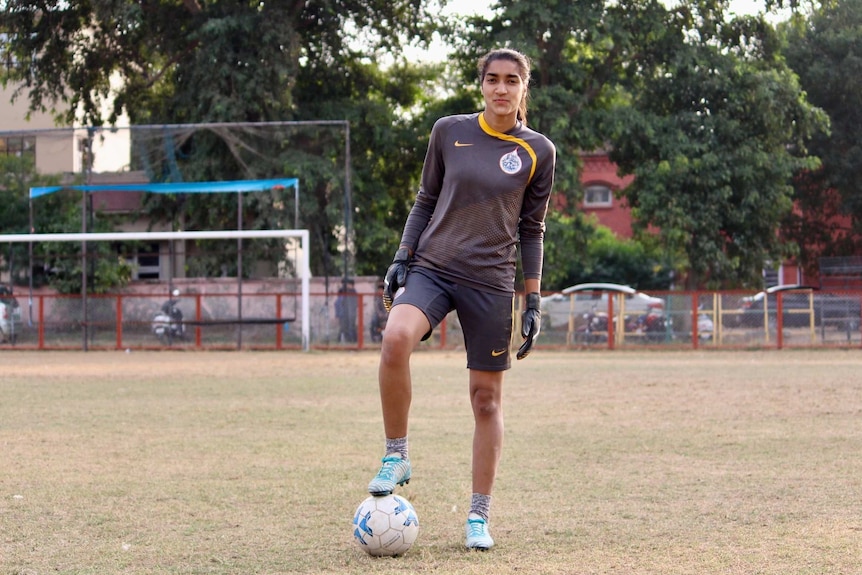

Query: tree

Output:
[450, 0, 633, 203]
[609, 3, 826, 288]
[450, 0, 825, 289]
[0, 155, 39, 286]
[781, 0, 862, 274]
[33, 190, 134, 294]
[0, 155, 132, 293]
[541, 211, 598, 291]
[1, 1, 444, 279]
[543, 212, 673, 291]
[290, 59, 443, 278]
[442, 1, 670, 287]
[0, 1, 439, 126]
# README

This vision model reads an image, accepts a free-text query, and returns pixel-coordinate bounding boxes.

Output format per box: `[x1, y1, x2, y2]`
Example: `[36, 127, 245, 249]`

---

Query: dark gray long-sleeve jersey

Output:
[400, 112, 556, 296]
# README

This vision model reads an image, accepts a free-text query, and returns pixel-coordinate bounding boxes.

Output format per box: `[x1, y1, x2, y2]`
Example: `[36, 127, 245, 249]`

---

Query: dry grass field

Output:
[1, 349, 861, 574]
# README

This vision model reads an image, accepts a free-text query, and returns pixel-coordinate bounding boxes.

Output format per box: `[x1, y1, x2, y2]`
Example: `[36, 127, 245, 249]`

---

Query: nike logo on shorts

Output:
[491, 349, 507, 357]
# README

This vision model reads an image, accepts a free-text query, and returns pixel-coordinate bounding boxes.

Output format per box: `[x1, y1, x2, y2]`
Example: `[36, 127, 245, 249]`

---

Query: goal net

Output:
[0, 120, 356, 350]
[6, 120, 352, 278]
[0, 230, 311, 351]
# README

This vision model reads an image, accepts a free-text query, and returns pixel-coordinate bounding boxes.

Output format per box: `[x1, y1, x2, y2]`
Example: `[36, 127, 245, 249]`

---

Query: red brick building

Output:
[575, 151, 862, 289]
[577, 151, 636, 238]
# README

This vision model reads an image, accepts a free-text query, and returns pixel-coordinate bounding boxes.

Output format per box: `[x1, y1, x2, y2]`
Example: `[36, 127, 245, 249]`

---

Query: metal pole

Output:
[28, 198, 34, 327]
[81, 131, 94, 351]
[81, 189, 88, 351]
[237, 191, 243, 350]
[300, 230, 310, 351]
[294, 181, 300, 230]
[343, 121, 352, 282]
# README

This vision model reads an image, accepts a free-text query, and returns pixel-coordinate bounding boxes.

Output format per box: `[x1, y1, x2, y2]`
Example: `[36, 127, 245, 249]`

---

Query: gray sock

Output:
[385, 436, 408, 460]
[469, 493, 492, 522]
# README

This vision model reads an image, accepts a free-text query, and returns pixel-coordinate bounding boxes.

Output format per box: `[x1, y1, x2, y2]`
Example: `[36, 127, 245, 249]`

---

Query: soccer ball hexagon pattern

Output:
[352, 494, 419, 557]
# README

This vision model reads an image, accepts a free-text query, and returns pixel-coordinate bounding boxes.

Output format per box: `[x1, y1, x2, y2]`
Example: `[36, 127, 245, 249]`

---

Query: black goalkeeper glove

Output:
[517, 292, 541, 360]
[382, 247, 411, 312]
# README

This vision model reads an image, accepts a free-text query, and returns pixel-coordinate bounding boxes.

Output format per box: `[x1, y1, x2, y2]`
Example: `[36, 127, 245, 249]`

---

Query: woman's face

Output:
[481, 58, 526, 125]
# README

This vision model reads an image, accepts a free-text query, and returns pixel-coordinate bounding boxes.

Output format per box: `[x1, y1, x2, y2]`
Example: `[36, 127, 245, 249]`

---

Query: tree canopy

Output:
[439, 0, 828, 288]
[609, 3, 826, 288]
[1, 0, 851, 290]
[0, 155, 133, 293]
[1, 0, 445, 279]
[781, 0, 862, 274]
[0, 0, 439, 126]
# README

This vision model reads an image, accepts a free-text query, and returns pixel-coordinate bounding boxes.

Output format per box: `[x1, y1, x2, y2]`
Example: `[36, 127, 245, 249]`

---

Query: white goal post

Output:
[0, 229, 311, 351]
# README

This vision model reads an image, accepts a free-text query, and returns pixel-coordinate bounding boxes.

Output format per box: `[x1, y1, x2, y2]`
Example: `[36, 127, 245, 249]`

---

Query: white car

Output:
[0, 287, 23, 344]
[541, 283, 664, 330]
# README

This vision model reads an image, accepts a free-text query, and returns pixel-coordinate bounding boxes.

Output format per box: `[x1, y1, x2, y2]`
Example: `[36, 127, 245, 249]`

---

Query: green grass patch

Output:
[2, 350, 861, 574]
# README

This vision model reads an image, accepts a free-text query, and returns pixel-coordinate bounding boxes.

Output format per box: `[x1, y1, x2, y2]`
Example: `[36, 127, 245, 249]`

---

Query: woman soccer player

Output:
[368, 48, 556, 550]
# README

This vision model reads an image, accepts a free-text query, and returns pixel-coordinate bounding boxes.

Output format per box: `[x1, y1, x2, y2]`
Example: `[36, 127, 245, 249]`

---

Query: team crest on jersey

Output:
[499, 147, 522, 175]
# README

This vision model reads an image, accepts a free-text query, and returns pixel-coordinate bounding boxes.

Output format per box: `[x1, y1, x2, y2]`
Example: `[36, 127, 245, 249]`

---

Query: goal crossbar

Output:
[0, 229, 311, 351]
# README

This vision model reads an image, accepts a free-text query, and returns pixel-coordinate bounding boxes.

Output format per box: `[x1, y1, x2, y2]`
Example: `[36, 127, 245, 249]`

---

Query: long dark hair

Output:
[477, 48, 532, 126]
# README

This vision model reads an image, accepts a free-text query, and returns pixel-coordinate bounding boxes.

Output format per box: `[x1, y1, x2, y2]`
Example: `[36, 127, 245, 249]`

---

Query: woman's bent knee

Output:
[381, 325, 415, 361]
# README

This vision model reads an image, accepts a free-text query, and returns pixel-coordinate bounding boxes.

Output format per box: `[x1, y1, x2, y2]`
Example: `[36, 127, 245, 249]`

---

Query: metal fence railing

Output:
[539, 289, 862, 350]
[1, 288, 860, 351]
[0, 290, 457, 352]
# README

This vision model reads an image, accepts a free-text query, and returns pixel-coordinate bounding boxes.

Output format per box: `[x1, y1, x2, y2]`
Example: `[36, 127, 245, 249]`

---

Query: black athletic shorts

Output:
[392, 267, 514, 371]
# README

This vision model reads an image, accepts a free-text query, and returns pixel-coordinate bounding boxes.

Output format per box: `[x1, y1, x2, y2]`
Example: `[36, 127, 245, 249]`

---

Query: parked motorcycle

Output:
[627, 311, 672, 342]
[152, 289, 186, 344]
[575, 310, 609, 343]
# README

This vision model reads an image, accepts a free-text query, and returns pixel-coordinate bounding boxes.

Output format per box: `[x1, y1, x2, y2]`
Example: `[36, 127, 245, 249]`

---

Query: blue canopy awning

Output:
[29, 178, 299, 199]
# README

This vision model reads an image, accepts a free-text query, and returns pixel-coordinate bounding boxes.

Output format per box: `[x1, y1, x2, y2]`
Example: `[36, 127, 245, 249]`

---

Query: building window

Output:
[0, 136, 36, 159]
[584, 184, 613, 207]
[126, 243, 161, 280]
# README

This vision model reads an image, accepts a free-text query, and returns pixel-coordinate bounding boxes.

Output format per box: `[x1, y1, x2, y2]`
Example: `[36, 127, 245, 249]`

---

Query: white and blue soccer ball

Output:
[352, 494, 419, 557]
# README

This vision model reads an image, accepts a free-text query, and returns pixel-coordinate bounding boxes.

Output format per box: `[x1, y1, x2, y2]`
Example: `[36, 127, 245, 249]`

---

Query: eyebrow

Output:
[485, 72, 521, 80]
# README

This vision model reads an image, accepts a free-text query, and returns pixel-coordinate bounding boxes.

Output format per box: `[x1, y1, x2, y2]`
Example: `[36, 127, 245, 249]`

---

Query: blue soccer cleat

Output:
[367, 454, 412, 496]
[465, 515, 494, 550]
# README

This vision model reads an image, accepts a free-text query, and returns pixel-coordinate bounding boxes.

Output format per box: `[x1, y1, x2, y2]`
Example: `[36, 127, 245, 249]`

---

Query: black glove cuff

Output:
[393, 247, 411, 264]
[525, 292, 541, 310]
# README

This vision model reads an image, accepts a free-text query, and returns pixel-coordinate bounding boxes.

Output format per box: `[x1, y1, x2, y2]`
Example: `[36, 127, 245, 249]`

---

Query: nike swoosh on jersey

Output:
[491, 349, 507, 357]
[454, 141, 474, 147]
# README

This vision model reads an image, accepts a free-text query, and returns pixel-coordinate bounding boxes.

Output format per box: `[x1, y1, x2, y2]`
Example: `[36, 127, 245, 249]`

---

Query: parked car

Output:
[731, 285, 861, 330]
[0, 286, 23, 344]
[541, 283, 664, 331]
